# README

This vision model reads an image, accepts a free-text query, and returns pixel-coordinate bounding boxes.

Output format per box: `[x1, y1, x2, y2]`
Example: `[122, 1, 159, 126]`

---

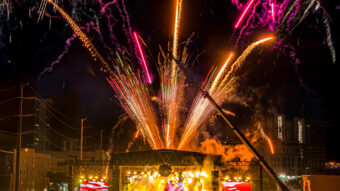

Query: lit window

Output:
[278, 115, 283, 140]
[298, 120, 303, 143]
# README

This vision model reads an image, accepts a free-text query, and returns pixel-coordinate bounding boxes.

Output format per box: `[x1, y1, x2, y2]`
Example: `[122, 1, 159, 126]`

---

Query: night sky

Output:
[0, 0, 339, 159]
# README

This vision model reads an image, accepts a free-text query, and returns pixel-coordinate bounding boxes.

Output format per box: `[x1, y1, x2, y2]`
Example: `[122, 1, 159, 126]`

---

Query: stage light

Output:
[188, 178, 193, 184]
[201, 171, 208, 177]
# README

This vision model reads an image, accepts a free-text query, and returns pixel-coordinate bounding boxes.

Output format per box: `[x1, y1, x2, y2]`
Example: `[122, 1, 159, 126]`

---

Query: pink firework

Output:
[235, 0, 256, 28]
[133, 31, 153, 84]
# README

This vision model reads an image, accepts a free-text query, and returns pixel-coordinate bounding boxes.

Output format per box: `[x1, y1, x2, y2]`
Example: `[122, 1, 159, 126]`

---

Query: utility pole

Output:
[100, 130, 103, 150]
[80, 118, 86, 161]
[15, 83, 26, 191]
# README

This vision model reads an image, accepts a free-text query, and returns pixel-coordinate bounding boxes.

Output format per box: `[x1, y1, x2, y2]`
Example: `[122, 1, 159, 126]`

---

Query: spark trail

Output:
[39, 0, 334, 152]
[218, 36, 274, 89]
[46, 0, 164, 149]
[257, 123, 275, 154]
[133, 31, 152, 84]
[39, 34, 77, 78]
[106, 53, 164, 149]
[46, 0, 116, 77]
[271, 3, 275, 22]
[172, 0, 182, 68]
[322, 14, 336, 64]
[178, 36, 274, 150]
[235, 0, 256, 28]
[158, 43, 188, 149]
[161, 0, 184, 149]
[209, 53, 234, 94]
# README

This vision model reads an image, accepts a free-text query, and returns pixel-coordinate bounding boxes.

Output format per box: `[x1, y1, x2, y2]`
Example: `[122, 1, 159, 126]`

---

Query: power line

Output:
[28, 85, 79, 121]
[28, 96, 80, 130]
[0, 114, 37, 121]
[0, 100, 79, 130]
[0, 149, 14, 154]
[39, 101, 80, 130]
[0, 85, 82, 130]
[35, 131, 64, 150]
[0, 86, 17, 93]
[38, 116, 79, 140]
[0, 97, 17, 105]
[0, 115, 17, 121]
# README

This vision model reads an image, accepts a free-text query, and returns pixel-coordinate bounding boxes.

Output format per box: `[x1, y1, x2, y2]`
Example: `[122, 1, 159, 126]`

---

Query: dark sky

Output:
[0, 0, 339, 159]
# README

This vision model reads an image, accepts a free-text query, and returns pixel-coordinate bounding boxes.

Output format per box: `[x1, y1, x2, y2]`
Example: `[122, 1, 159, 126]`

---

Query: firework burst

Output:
[106, 53, 164, 149]
[178, 36, 274, 150]
[40, 0, 334, 152]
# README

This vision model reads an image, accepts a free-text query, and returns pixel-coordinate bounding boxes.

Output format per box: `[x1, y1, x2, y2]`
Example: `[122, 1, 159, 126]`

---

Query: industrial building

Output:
[270, 112, 327, 176]
[11, 148, 51, 191]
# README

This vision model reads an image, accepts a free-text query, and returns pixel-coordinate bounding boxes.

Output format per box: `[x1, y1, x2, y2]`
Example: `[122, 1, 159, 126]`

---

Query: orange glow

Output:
[268, 138, 275, 154]
[255, 35, 275, 44]
[134, 130, 140, 139]
[209, 53, 233, 94]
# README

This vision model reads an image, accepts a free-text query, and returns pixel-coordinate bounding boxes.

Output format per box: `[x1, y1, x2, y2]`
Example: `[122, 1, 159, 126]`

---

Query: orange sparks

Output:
[134, 130, 140, 139]
[209, 53, 233, 94]
[172, 0, 182, 62]
[46, 0, 115, 77]
[268, 138, 275, 154]
[255, 35, 275, 45]
[223, 109, 236, 117]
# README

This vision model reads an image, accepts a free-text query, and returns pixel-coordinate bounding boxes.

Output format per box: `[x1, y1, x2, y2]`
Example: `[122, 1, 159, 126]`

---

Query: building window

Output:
[298, 120, 303, 143]
[278, 115, 283, 140]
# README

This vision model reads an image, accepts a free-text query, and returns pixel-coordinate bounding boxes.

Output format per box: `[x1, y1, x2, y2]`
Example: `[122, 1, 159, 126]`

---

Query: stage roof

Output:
[111, 149, 222, 167]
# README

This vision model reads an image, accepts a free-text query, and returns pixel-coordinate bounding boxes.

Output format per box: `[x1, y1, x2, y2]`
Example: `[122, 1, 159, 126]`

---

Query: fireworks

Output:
[43, 0, 277, 150]
[157, 40, 190, 149]
[42, 0, 334, 152]
[271, 3, 276, 22]
[234, 0, 256, 29]
[219, 36, 274, 88]
[45, 0, 166, 149]
[45, 0, 116, 77]
[178, 36, 274, 150]
[268, 138, 275, 154]
[172, 0, 183, 66]
[133, 31, 153, 84]
[106, 53, 164, 149]
[161, 0, 184, 149]
[209, 53, 234, 94]
[322, 14, 336, 64]
[257, 123, 275, 154]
